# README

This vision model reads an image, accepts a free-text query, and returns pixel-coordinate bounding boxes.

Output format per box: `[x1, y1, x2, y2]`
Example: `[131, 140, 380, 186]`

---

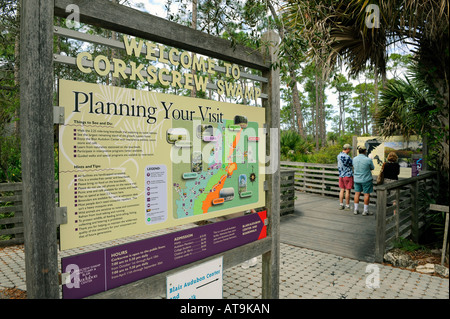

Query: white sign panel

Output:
[166, 257, 223, 299]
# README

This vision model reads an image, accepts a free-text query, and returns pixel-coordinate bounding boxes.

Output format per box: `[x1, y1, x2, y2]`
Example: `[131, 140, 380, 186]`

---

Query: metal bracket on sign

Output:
[59, 272, 69, 286]
[53, 106, 65, 125]
[56, 206, 68, 225]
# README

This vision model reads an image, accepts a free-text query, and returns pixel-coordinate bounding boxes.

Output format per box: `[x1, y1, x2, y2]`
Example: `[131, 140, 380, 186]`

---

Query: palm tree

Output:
[376, 66, 445, 171]
[376, 77, 432, 138]
[280, 130, 312, 159]
[282, 1, 388, 86]
[282, 0, 449, 172]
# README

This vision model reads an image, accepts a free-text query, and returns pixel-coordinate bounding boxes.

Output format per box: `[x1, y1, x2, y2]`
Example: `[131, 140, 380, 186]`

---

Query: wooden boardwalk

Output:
[280, 192, 376, 262]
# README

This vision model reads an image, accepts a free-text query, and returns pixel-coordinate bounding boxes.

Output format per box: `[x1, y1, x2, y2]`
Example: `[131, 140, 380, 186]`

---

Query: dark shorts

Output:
[354, 180, 373, 194]
[339, 176, 354, 190]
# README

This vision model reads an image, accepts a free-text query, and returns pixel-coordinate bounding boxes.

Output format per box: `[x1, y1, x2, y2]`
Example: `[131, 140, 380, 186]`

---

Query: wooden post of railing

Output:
[375, 188, 387, 263]
[302, 164, 306, 191]
[442, 211, 449, 266]
[435, 171, 440, 196]
[321, 166, 325, 196]
[410, 180, 419, 243]
[14, 189, 23, 243]
[429, 204, 449, 266]
[395, 188, 400, 238]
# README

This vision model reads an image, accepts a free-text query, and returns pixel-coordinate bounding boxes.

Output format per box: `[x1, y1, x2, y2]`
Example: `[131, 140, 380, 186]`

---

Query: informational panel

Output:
[166, 257, 223, 299]
[61, 211, 266, 299]
[356, 136, 422, 177]
[58, 79, 265, 250]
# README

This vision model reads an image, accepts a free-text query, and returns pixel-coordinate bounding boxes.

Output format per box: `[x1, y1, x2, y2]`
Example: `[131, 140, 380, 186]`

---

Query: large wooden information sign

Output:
[59, 80, 265, 250]
[19, 0, 279, 299]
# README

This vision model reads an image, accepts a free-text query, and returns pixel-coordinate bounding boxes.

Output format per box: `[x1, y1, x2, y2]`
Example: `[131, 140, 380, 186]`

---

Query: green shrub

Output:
[0, 135, 21, 183]
[280, 130, 313, 161]
[392, 237, 427, 252]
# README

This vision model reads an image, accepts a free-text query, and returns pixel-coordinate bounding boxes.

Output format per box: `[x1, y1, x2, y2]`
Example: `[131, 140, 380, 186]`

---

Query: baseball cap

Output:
[343, 144, 352, 150]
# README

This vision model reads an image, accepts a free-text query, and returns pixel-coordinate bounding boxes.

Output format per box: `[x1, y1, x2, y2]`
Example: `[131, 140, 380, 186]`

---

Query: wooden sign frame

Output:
[20, 0, 280, 299]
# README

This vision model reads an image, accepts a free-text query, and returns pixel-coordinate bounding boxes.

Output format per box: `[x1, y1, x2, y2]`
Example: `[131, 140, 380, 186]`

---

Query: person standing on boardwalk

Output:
[337, 144, 354, 211]
[382, 152, 401, 215]
[382, 152, 400, 183]
[353, 146, 374, 215]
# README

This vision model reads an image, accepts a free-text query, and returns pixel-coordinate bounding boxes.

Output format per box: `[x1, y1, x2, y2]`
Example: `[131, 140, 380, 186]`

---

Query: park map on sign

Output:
[58, 80, 265, 250]
[170, 117, 260, 219]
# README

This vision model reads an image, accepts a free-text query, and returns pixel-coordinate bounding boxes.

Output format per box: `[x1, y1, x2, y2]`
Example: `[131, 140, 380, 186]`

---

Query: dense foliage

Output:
[0, 0, 20, 182]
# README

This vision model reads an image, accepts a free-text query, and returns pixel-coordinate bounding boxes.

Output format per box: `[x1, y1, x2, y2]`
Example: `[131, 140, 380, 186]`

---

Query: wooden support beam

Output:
[410, 181, 419, 243]
[375, 189, 387, 263]
[20, 0, 59, 298]
[87, 237, 272, 299]
[429, 204, 450, 213]
[429, 204, 449, 266]
[261, 30, 280, 299]
[54, 0, 269, 71]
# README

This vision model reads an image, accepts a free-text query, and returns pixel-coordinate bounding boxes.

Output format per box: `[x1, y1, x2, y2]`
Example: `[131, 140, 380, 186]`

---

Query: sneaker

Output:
[362, 211, 373, 216]
[248, 257, 258, 267]
[344, 206, 350, 211]
[354, 210, 359, 215]
[241, 258, 258, 269]
[339, 205, 345, 210]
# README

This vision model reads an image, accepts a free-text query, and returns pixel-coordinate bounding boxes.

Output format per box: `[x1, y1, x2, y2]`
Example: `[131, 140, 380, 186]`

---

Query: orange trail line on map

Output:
[201, 128, 242, 214]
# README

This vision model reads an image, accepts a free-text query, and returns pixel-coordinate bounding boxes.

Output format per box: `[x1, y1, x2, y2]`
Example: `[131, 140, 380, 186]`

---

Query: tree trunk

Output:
[190, 0, 198, 97]
[110, 0, 119, 87]
[291, 104, 296, 131]
[338, 90, 344, 136]
[373, 65, 379, 135]
[319, 73, 326, 146]
[315, 72, 319, 150]
[267, 0, 305, 137]
[14, 1, 20, 137]
[436, 79, 449, 172]
[290, 72, 305, 137]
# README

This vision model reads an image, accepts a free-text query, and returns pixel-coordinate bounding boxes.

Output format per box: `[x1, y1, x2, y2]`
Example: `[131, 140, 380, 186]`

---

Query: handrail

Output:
[374, 171, 438, 262]
[1, 172, 297, 247]
[280, 161, 439, 263]
[374, 171, 437, 191]
[280, 161, 336, 168]
[280, 161, 377, 202]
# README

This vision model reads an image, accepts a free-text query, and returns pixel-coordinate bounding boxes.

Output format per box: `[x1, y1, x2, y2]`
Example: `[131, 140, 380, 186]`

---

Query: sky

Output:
[128, 0, 172, 18]
[125, 1, 346, 131]
[125, 0, 410, 133]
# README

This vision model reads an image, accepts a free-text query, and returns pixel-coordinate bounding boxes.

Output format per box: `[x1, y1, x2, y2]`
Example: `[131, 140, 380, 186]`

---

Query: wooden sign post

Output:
[19, 0, 59, 298]
[20, 0, 280, 299]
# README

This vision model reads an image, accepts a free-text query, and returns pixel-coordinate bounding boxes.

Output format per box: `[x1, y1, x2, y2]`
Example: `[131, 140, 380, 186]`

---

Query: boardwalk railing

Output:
[281, 161, 439, 261]
[280, 168, 296, 216]
[280, 161, 377, 204]
[0, 182, 59, 247]
[281, 161, 339, 195]
[0, 182, 25, 247]
[1, 173, 296, 247]
[374, 171, 438, 262]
